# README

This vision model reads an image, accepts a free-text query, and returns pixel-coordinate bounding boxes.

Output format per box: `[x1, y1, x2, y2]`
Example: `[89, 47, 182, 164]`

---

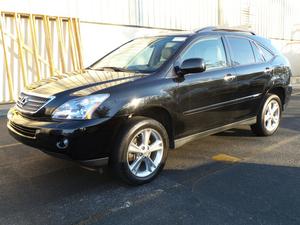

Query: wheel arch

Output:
[266, 86, 285, 110]
[132, 106, 175, 149]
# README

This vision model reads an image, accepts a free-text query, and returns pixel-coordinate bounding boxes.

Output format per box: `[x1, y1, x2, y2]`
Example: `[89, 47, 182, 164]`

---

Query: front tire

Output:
[251, 94, 282, 136]
[110, 116, 169, 185]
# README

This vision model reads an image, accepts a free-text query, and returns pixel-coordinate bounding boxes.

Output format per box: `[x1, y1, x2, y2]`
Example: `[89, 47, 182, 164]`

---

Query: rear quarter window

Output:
[251, 42, 265, 63]
[257, 45, 274, 62]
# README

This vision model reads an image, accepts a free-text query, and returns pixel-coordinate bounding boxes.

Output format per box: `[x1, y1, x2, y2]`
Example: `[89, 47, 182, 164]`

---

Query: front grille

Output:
[9, 121, 37, 139]
[16, 92, 53, 114]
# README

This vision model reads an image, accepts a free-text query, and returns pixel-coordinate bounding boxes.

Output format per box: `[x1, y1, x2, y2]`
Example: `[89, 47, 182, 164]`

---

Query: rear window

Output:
[227, 37, 255, 66]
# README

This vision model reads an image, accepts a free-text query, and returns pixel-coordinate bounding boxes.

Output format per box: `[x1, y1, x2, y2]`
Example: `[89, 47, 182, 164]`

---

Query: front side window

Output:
[227, 37, 255, 66]
[180, 36, 227, 70]
[91, 36, 186, 73]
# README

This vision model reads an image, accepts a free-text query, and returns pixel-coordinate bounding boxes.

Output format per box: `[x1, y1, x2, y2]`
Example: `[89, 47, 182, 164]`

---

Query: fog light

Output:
[56, 138, 69, 149]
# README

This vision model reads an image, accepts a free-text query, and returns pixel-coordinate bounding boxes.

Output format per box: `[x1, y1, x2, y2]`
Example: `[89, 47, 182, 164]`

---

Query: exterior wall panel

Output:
[0, 0, 299, 103]
[1, 0, 299, 38]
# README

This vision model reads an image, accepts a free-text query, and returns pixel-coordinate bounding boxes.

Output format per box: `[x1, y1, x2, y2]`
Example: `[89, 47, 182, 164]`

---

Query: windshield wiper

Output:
[88, 67, 132, 72]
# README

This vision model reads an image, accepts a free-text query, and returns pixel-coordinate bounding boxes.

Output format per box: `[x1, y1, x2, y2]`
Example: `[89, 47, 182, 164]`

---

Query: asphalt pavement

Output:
[0, 91, 300, 225]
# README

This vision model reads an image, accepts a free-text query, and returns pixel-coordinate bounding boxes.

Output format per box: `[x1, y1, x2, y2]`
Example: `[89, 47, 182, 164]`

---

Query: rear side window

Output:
[227, 37, 255, 66]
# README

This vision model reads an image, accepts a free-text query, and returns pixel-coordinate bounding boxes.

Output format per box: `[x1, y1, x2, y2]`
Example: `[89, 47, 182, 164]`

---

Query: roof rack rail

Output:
[195, 26, 255, 35]
[194, 26, 217, 33]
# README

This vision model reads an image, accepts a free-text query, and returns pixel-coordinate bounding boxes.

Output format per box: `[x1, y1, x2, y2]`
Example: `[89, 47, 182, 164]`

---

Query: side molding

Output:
[183, 94, 261, 116]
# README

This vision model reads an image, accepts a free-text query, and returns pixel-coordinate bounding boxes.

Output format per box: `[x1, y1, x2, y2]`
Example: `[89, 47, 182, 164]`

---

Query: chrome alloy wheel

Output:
[264, 99, 280, 132]
[127, 128, 164, 178]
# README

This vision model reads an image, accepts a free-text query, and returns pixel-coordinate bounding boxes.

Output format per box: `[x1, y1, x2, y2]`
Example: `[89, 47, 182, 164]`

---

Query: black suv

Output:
[7, 27, 292, 185]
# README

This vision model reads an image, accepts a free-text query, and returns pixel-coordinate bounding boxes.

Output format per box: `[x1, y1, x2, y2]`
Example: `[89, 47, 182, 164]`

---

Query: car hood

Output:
[26, 70, 145, 97]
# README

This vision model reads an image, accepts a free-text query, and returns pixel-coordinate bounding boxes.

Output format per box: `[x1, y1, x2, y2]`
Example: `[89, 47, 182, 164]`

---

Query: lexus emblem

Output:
[20, 96, 29, 106]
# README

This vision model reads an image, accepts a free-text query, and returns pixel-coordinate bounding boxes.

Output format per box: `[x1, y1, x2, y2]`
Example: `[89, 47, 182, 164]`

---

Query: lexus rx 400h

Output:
[7, 27, 292, 185]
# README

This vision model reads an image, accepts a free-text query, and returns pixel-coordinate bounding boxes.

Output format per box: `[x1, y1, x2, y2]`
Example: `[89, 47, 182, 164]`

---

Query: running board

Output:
[174, 117, 256, 149]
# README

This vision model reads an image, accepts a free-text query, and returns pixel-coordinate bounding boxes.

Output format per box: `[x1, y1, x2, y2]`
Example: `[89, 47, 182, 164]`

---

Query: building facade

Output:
[1, 0, 300, 102]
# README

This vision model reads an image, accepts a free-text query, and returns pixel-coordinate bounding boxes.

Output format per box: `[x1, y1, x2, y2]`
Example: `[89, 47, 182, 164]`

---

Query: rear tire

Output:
[110, 116, 169, 185]
[251, 94, 282, 136]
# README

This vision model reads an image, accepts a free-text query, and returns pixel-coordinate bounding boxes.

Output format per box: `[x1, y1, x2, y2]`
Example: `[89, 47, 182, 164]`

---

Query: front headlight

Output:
[52, 94, 110, 120]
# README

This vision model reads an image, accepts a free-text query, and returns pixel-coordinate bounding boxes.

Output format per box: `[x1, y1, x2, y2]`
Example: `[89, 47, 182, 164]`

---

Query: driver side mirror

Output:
[175, 58, 206, 76]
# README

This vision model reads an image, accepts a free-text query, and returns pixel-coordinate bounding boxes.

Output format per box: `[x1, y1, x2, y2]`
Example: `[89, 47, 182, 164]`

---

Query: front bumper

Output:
[7, 109, 122, 166]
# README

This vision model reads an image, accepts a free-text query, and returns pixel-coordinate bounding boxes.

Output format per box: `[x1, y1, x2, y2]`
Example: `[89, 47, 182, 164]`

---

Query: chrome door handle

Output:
[224, 74, 236, 81]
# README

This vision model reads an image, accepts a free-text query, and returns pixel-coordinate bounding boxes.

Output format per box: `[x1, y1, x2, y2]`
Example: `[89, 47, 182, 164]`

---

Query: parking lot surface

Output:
[1, 91, 300, 225]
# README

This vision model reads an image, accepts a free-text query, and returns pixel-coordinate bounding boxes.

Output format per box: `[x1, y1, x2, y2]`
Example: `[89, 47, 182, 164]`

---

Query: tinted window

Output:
[181, 36, 227, 70]
[227, 37, 255, 66]
[258, 45, 274, 61]
[251, 42, 265, 63]
[92, 36, 185, 73]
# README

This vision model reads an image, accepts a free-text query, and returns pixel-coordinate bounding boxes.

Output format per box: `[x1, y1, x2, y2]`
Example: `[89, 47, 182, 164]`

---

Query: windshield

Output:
[91, 36, 187, 73]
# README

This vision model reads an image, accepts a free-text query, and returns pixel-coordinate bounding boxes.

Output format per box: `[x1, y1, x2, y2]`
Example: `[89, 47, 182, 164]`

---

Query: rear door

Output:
[225, 36, 271, 121]
[175, 35, 237, 138]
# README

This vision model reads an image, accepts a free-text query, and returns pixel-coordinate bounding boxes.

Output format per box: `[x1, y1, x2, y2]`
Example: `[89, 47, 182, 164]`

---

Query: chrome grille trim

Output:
[15, 92, 55, 114]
